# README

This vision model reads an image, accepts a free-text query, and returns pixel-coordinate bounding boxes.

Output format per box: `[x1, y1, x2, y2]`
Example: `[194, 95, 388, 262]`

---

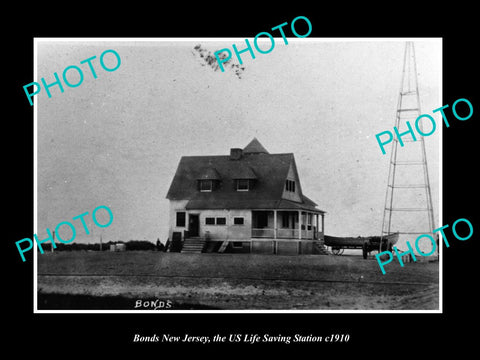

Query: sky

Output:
[36, 38, 442, 248]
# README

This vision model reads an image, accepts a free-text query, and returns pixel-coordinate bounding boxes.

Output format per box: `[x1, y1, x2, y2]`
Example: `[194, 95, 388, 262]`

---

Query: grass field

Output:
[37, 251, 440, 311]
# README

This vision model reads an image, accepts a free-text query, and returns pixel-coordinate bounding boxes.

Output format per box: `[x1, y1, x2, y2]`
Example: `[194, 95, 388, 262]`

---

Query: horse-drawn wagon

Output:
[324, 233, 399, 259]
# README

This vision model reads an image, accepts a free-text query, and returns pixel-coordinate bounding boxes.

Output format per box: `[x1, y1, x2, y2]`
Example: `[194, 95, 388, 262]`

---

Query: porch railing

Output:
[251, 228, 275, 238]
[252, 228, 318, 240]
[277, 228, 299, 239]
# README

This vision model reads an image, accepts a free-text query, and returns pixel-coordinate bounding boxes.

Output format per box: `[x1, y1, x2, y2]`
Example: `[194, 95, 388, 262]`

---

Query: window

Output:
[233, 217, 244, 225]
[199, 180, 213, 192]
[236, 179, 249, 191]
[285, 179, 296, 192]
[255, 212, 269, 228]
[282, 213, 289, 228]
[206, 217, 228, 225]
[176, 212, 186, 227]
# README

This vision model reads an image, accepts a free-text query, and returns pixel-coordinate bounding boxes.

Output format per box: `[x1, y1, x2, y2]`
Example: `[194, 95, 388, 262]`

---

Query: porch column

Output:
[308, 212, 312, 239]
[321, 214, 325, 234]
[273, 210, 277, 239]
[305, 211, 313, 239]
[298, 210, 302, 240]
[316, 213, 319, 240]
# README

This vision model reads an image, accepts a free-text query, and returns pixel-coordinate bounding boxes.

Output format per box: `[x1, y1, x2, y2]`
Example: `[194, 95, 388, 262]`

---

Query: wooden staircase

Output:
[181, 237, 206, 254]
[218, 240, 229, 253]
[313, 239, 330, 255]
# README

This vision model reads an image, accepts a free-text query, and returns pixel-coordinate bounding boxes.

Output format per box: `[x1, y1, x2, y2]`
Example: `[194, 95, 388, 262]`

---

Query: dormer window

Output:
[199, 179, 213, 192]
[197, 167, 221, 192]
[285, 179, 296, 192]
[233, 165, 257, 192]
[236, 179, 250, 191]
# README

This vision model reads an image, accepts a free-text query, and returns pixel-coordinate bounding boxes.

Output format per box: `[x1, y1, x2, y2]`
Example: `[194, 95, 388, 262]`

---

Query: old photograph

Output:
[34, 38, 442, 312]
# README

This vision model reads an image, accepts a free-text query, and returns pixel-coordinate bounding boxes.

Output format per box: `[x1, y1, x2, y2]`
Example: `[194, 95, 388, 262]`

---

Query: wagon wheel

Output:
[381, 239, 392, 253]
[362, 242, 368, 259]
[331, 247, 344, 256]
[388, 242, 393, 252]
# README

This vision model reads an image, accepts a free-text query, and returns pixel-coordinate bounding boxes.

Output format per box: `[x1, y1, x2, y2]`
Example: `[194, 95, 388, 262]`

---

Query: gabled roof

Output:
[231, 164, 257, 179]
[166, 152, 293, 201]
[197, 167, 221, 180]
[166, 139, 323, 212]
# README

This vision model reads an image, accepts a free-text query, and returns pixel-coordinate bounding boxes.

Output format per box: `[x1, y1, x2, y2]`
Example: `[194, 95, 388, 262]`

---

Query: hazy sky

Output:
[36, 38, 441, 247]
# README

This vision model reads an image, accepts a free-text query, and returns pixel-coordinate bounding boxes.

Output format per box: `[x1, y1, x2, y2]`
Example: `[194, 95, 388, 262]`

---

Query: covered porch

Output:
[251, 210, 324, 240]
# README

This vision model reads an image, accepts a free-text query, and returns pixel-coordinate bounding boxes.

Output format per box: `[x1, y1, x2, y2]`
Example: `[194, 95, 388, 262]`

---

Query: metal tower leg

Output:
[380, 42, 436, 256]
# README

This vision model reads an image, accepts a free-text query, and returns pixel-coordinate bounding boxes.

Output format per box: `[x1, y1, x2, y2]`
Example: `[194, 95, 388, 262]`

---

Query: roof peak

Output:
[243, 138, 269, 154]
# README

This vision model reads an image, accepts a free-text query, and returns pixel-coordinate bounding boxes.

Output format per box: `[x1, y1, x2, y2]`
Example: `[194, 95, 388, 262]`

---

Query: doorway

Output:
[188, 214, 200, 237]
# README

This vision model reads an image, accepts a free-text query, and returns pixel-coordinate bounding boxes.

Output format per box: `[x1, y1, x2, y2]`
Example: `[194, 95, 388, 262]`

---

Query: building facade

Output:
[166, 138, 326, 255]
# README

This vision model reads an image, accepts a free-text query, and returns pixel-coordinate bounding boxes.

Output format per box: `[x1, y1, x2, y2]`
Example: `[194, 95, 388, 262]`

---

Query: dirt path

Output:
[38, 275, 438, 310]
[37, 252, 439, 310]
